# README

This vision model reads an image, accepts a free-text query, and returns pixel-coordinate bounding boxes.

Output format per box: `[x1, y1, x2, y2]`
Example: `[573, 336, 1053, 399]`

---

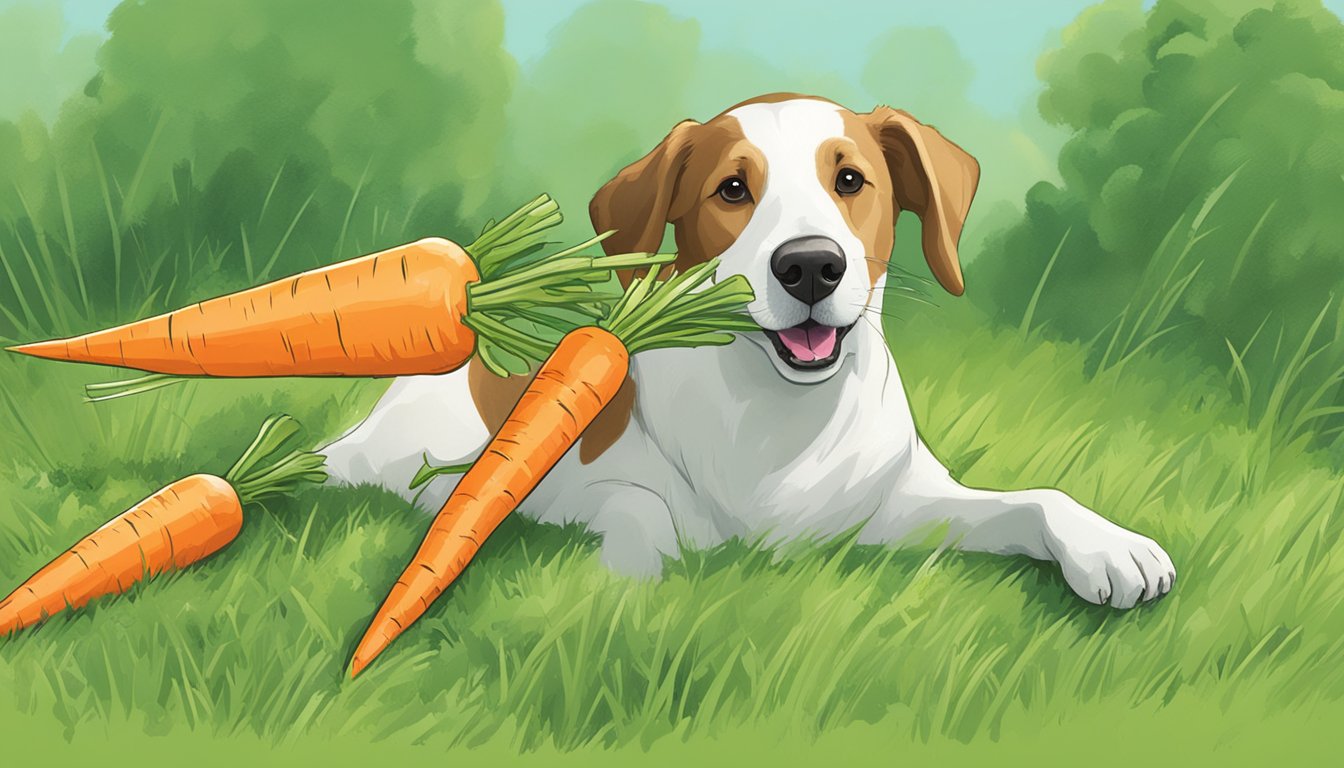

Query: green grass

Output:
[2, 296, 1342, 764]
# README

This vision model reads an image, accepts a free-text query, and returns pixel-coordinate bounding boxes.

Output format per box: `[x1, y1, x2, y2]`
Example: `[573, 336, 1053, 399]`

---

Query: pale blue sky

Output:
[10, 0, 1344, 118]
[502, 0, 1127, 117]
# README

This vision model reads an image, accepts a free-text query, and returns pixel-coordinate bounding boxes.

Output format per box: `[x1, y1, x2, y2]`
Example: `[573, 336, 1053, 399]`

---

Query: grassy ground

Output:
[2, 301, 1342, 765]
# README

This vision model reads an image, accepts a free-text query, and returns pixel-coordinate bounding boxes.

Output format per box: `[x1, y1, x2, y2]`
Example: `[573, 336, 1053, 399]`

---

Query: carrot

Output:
[8, 195, 670, 399]
[0, 414, 324, 636]
[348, 258, 757, 676]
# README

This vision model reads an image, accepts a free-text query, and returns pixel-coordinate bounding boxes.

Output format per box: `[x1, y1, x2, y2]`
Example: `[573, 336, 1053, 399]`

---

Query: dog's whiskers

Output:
[860, 313, 890, 344]
[857, 309, 908, 324]
[849, 299, 929, 316]
[861, 257, 935, 279]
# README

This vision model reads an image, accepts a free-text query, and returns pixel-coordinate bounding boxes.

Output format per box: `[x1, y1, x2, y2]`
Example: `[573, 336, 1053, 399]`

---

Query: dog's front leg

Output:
[866, 442, 1176, 609]
[577, 481, 680, 578]
[322, 372, 492, 507]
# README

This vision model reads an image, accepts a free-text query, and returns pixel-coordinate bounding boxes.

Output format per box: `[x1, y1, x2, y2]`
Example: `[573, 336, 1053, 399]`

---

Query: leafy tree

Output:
[0, 1, 100, 125]
[493, 0, 706, 244]
[0, 0, 515, 334]
[974, 0, 1344, 369]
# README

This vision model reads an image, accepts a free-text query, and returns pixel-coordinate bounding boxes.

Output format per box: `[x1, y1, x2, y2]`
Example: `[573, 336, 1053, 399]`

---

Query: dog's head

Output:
[590, 94, 979, 385]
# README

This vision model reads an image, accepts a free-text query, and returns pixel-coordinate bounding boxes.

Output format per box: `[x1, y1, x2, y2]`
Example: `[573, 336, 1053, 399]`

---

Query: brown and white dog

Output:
[323, 94, 1175, 609]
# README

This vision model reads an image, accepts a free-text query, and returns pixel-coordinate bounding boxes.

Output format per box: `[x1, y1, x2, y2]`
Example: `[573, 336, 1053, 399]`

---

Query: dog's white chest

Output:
[630, 322, 914, 540]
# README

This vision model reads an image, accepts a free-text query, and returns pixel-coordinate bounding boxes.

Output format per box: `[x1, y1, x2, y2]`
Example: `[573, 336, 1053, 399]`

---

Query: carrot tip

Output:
[7, 341, 62, 360]
[349, 629, 392, 678]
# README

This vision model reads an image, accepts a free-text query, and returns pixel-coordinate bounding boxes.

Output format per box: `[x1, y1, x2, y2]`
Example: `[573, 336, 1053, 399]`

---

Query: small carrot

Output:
[348, 258, 757, 676]
[8, 195, 670, 398]
[0, 414, 324, 636]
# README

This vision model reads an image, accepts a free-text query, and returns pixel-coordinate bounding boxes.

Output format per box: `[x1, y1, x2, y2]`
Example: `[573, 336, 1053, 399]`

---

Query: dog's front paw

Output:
[1045, 503, 1176, 609]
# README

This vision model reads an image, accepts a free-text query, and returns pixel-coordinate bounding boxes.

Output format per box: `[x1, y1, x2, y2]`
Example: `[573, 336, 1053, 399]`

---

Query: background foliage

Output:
[2, 0, 1343, 760]
[0, 0, 514, 328]
[976, 0, 1344, 442]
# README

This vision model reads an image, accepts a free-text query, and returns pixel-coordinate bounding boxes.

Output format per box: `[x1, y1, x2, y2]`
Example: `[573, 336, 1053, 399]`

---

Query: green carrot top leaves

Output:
[223, 414, 328, 505]
[460, 193, 675, 375]
[601, 258, 758, 354]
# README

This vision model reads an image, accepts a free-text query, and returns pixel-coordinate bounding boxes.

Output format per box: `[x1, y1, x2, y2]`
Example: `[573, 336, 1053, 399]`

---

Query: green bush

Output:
[974, 0, 1344, 370]
[967, 0, 1344, 451]
[0, 0, 513, 340]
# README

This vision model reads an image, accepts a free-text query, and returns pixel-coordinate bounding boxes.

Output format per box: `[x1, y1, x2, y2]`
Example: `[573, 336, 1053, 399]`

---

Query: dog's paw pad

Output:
[1057, 527, 1175, 610]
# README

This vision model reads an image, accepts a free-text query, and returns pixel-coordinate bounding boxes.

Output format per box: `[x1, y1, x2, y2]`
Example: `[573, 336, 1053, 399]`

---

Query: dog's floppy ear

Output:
[863, 107, 979, 296]
[589, 120, 700, 260]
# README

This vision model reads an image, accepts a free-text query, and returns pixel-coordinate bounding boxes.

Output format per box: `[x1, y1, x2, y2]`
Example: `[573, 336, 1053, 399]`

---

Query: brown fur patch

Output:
[854, 107, 980, 296]
[577, 375, 636, 464]
[467, 357, 637, 465]
[822, 118, 897, 289]
[467, 356, 531, 435]
[668, 119, 763, 268]
[590, 115, 760, 283]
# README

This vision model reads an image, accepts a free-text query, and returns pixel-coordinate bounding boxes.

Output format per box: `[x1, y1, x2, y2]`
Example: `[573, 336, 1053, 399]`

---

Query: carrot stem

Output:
[406, 454, 475, 509]
[224, 414, 327, 505]
[84, 373, 183, 403]
[409, 455, 474, 490]
[466, 194, 562, 276]
[462, 313, 556, 362]
[601, 261, 757, 354]
[467, 251, 672, 308]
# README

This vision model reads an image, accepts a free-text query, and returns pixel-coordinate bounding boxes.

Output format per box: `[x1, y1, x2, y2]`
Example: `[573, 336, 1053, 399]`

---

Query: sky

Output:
[9, 0, 1344, 119]
[501, 0, 1124, 117]
[0, 0, 1145, 120]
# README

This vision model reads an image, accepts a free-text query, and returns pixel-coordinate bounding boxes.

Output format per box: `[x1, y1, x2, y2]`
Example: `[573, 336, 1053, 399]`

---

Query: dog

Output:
[322, 93, 1175, 609]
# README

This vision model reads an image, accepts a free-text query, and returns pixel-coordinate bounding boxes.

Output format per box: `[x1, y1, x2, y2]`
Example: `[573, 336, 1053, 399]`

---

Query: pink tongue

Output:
[777, 325, 837, 362]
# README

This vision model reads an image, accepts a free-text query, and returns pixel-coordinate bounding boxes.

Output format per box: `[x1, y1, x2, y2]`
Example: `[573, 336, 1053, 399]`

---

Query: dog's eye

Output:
[835, 168, 865, 196]
[716, 177, 751, 204]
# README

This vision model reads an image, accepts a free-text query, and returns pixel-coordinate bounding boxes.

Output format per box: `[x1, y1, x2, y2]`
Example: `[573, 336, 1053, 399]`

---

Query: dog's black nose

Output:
[770, 236, 846, 305]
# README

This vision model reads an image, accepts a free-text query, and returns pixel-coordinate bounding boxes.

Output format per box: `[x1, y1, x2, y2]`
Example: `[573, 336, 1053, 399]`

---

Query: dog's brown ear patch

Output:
[467, 357, 635, 465]
[590, 120, 701, 286]
[862, 107, 979, 296]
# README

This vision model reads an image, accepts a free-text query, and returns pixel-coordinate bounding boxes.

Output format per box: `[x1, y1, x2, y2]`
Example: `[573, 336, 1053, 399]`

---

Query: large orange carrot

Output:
[0, 415, 323, 636]
[348, 259, 757, 676]
[0, 474, 241, 634]
[8, 195, 669, 394]
[12, 237, 479, 377]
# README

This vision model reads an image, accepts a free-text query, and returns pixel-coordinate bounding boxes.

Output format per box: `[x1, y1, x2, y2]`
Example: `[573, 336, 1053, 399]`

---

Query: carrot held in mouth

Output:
[348, 258, 758, 677]
[0, 414, 324, 636]
[8, 194, 671, 399]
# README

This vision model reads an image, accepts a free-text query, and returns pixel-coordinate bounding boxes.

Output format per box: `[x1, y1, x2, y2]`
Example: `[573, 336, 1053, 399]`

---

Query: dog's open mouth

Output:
[762, 319, 855, 370]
